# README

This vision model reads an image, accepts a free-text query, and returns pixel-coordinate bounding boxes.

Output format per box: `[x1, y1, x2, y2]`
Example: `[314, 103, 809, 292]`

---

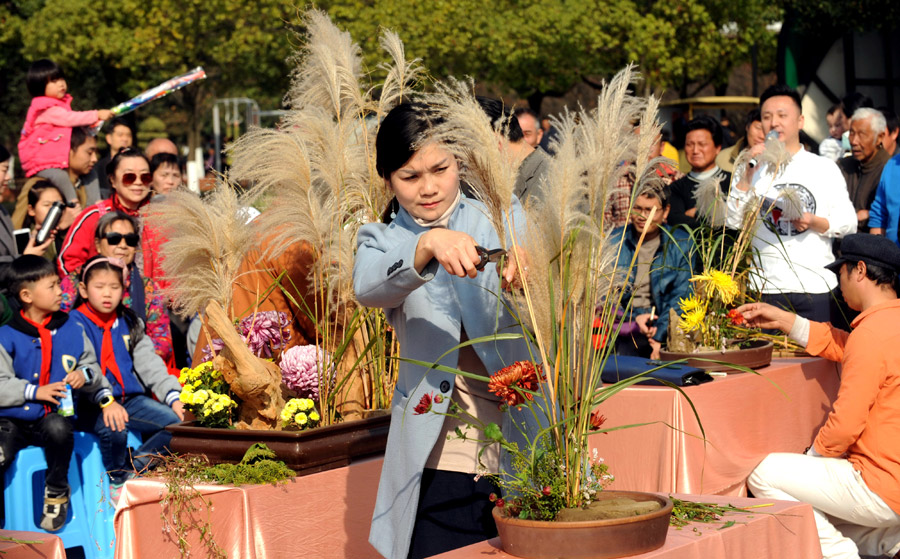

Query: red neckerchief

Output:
[20, 311, 53, 413]
[76, 303, 126, 394]
[110, 192, 148, 217]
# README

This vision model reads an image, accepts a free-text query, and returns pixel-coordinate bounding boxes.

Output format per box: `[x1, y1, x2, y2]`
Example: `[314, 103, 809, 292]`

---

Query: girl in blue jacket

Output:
[354, 102, 531, 559]
[70, 255, 183, 497]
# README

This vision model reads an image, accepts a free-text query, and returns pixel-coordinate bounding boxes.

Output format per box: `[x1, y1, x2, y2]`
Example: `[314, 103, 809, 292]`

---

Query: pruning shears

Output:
[475, 246, 507, 271]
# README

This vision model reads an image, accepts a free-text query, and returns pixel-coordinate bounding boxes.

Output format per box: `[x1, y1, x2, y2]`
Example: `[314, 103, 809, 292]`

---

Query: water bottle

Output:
[58, 384, 74, 417]
[35, 200, 65, 245]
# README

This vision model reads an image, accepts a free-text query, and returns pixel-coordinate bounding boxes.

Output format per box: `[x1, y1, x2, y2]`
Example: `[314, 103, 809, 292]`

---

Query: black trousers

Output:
[0, 414, 74, 492]
[407, 468, 498, 559]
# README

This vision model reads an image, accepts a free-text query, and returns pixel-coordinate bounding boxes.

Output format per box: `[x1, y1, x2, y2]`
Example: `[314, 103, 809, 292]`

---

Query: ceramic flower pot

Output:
[492, 491, 673, 559]
[659, 339, 774, 372]
[165, 410, 390, 476]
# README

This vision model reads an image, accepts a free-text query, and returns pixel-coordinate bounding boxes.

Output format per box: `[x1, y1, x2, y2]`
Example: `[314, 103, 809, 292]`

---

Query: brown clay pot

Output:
[165, 411, 389, 476]
[492, 491, 673, 559]
[659, 339, 774, 372]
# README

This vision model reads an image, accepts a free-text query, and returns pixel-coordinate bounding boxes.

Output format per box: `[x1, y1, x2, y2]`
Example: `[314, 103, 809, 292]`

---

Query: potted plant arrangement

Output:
[660, 137, 806, 370]
[144, 10, 427, 474]
[399, 67, 704, 558]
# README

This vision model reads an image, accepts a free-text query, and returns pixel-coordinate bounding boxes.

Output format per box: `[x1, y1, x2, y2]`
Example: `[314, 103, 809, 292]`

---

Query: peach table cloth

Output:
[429, 494, 822, 559]
[114, 456, 384, 558]
[592, 357, 840, 495]
[0, 529, 65, 558]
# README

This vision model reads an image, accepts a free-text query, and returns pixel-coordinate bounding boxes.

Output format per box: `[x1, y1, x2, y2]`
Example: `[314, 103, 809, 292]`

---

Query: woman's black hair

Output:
[375, 102, 441, 179]
[149, 152, 182, 175]
[24, 180, 64, 229]
[26, 59, 65, 98]
[76, 255, 144, 350]
[94, 211, 139, 242]
[105, 147, 149, 183]
[375, 102, 445, 223]
[2, 255, 58, 304]
[0, 144, 10, 162]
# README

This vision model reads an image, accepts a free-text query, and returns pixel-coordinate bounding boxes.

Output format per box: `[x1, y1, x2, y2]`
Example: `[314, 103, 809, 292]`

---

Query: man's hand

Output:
[735, 302, 796, 334]
[35, 381, 68, 405]
[103, 402, 129, 432]
[648, 338, 661, 359]
[635, 313, 658, 338]
[791, 212, 828, 234]
[64, 369, 86, 390]
[856, 209, 869, 223]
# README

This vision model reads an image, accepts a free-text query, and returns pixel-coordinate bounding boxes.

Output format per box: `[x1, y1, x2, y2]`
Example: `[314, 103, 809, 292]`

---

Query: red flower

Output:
[489, 493, 498, 502]
[592, 317, 607, 349]
[542, 486, 552, 496]
[495, 498, 505, 508]
[727, 309, 745, 326]
[589, 411, 607, 431]
[488, 361, 541, 408]
[413, 393, 433, 415]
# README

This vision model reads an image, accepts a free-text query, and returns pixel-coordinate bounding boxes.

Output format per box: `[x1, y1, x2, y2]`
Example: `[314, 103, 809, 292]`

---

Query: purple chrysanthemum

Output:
[280, 345, 332, 399]
[239, 311, 291, 358]
[201, 338, 225, 363]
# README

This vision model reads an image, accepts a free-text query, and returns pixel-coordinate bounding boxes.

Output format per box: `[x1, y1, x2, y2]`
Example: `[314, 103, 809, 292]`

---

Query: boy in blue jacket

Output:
[0, 255, 107, 531]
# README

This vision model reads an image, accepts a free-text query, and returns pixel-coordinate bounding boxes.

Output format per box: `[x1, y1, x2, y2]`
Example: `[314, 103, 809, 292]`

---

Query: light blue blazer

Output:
[354, 197, 534, 559]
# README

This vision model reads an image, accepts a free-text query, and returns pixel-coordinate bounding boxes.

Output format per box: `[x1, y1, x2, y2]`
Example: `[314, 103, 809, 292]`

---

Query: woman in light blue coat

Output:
[354, 103, 532, 559]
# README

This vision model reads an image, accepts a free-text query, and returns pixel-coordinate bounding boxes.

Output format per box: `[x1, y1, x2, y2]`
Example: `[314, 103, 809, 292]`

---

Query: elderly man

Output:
[739, 233, 900, 559]
[145, 137, 178, 160]
[514, 108, 543, 149]
[726, 84, 856, 323]
[838, 108, 890, 232]
[667, 115, 730, 229]
[478, 98, 548, 206]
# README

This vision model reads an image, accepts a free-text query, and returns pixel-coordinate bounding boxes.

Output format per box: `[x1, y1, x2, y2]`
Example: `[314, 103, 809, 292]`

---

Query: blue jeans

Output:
[88, 395, 179, 484]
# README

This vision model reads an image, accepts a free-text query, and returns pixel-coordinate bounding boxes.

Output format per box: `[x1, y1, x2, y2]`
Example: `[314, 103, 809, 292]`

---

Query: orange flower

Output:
[489, 361, 541, 407]
[589, 411, 607, 431]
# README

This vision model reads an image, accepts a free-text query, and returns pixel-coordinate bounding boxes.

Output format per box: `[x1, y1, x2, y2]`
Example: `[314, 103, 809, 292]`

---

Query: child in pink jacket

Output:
[18, 59, 114, 206]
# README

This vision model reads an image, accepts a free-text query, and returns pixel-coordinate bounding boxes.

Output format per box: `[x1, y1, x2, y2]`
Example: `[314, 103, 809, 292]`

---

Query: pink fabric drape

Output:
[431, 494, 822, 558]
[591, 357, 840, 495]
[114, 457, 384, 558]
[0, 529, 65, 558]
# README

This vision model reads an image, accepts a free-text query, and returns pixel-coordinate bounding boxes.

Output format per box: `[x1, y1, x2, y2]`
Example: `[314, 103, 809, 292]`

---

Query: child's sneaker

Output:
[40, 487, 69, 532]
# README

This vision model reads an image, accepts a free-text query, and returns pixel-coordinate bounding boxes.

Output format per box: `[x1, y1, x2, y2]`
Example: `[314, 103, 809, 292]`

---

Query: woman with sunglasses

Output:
[60, 211, 176, 371]
[58, 147, 153, 279]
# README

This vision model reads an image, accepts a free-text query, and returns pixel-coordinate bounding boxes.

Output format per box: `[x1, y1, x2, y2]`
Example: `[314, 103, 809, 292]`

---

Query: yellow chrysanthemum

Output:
[179, 391, 192, 404]
[295, 412, 308, 425]
[192, 390, 209, 405]
[678, 294, 705, 314]
[679, 306, 707, 333]
[690, 270, 740, 305]
[309, 411, 320, 422]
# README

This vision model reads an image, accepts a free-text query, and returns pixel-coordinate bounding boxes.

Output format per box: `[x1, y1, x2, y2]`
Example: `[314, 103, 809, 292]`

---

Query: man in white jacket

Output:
[727, 84, 857, 323]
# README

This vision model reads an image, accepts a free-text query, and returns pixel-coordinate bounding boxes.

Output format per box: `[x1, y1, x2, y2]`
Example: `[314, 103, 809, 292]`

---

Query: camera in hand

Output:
[35, 200, 65, 245]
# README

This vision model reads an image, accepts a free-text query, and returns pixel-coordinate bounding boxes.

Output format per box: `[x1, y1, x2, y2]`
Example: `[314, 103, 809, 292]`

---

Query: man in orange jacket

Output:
[737, 233, 900, 559]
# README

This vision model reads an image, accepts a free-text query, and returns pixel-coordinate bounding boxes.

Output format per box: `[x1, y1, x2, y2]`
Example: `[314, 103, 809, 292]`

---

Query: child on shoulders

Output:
[18, 59, 113, 207]
[0, 255, 107, 531]
[69, 256, 183, 498]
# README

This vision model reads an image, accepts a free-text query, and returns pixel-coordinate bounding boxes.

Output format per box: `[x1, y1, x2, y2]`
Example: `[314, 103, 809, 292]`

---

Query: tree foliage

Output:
[0, 0, 783, 152]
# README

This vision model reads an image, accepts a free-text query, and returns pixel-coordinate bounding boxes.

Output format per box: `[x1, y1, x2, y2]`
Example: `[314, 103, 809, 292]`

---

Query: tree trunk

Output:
[206, 300, 286, 430]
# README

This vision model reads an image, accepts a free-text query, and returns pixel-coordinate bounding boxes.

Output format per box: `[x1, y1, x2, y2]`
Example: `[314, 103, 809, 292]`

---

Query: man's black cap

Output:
[825, 233, 900, 274]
